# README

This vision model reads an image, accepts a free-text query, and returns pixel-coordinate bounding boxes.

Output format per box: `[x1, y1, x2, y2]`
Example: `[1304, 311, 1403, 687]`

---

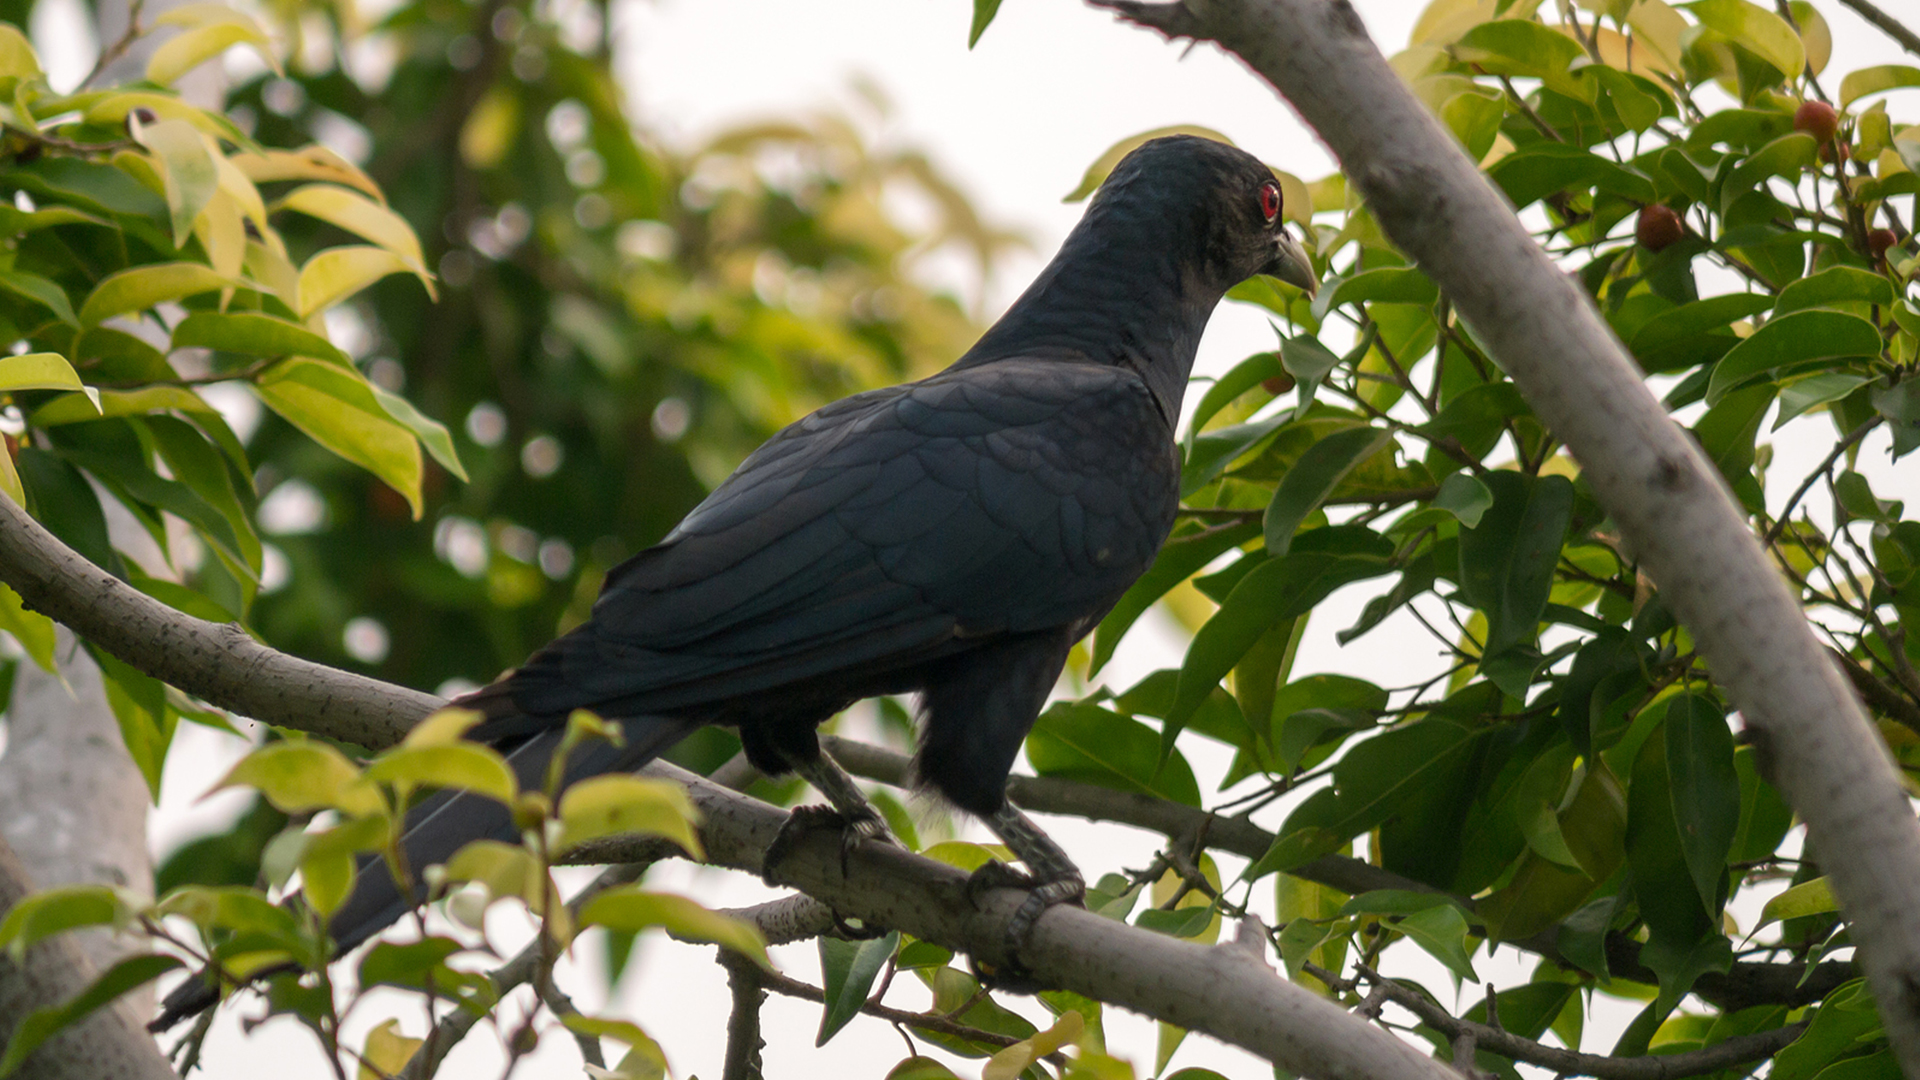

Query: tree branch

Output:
[720, 953, 766, 1080]
[1318, 962, 1807, 1080]
[1836, 0, 1920, 57]
[1089, 0, 1920, 1069]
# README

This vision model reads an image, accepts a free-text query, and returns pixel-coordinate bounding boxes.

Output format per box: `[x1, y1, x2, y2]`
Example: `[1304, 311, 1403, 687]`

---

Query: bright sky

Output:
[26, 0, 1919, 1077]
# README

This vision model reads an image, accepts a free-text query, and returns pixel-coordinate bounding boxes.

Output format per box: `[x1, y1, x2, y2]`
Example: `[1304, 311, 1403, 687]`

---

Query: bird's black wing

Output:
[502, 356, 1175, 720]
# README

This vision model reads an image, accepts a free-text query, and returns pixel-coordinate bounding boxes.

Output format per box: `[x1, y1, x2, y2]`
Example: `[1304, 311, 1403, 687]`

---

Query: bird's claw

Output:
[963, 860, 1085, 992]
[761, 803, 898, 886]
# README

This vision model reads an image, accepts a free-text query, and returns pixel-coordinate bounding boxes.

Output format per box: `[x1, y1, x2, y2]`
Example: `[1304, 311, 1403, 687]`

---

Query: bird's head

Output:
[1094, 135, 1319, 299]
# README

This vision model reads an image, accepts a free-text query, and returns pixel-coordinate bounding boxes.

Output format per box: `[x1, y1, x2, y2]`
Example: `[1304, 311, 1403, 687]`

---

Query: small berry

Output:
[1637, 205, 1684, 252]
[1868, 228, 1898, 261]
[1794, 100, 1840, 145]
[1819, 140, 1850, 164]
[1262, 373, 1296, 396]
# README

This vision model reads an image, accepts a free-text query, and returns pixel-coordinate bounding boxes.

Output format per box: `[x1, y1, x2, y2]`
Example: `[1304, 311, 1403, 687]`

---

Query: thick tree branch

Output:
[1090, 0, 1920, 1067]
[0, 494, 431, 752]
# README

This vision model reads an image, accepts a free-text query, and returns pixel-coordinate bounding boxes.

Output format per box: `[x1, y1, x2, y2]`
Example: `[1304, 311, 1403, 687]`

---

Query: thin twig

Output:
[1837, 0, 1920, 57]
[720, 953, 767, 1080]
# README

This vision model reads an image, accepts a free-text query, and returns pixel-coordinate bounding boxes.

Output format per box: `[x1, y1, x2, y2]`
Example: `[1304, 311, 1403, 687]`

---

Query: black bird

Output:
[156, 134, 1316, 1026]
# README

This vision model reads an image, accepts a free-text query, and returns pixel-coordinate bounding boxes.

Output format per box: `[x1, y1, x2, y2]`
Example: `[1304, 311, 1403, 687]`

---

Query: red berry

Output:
[1637, 205, 1684, 252]
[1819, 140, 1851, 164]
[1262, 374, 1296, 396]
[1794, 100, 1840, 145]
[1868, 228, 1898, 261]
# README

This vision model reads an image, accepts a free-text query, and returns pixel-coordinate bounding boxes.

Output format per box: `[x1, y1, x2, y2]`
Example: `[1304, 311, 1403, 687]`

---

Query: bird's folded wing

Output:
[506, 358, 1174, 717]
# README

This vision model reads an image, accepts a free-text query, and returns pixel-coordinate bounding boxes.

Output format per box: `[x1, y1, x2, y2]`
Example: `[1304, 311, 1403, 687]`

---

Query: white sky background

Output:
[22, 0, 1920, 1077]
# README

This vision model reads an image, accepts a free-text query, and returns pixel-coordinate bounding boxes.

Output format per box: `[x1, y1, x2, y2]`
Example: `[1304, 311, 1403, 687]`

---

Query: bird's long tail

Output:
[152, 711, 694, 1031]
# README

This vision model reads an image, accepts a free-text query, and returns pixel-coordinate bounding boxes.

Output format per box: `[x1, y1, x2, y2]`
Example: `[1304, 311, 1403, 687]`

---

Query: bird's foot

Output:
[963, 859, 1085, 992]
[761, 802, 898, 887]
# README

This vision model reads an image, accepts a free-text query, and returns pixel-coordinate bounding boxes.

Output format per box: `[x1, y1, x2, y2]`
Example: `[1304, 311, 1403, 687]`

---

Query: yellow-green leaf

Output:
[459, 87, 519, 171]
[552, 775, 703, 858]
[228, 145, 385, 203]
[984, 1012, 1084, 1080]
[193, 187, 246, 282]
[1787, 2, 1829, 76]
[0, 25, 37, 79]
[29, 386, 222, 428]
[0, 885, 136, 959]
[1840, 65, 1920, 112]
[442, 840, 551, 912]
[253, 358, 423, 516]
[0, 581, 55, 673]
[146, 20, 273, 87]
[357, 1019, 422, 1080]
[85, 92, 242, 143]
[0, 352, 90, 399]
[1064, 126, 1235, 202]
[78, 262, 231, 326]
[0, 269, 79, 327]
[296, 245, 416, 317]
[1759, 876, 1837, 927]
[370, 384, 467, 480]
[216, 742, 384, 816]
[299, 814, 388, 917]
[362, 744, 517, 804]
[277, 185, 427, 276]
[577, 887, 769, 967]
[404, 707, 485, 747]
[1686, 0, 1803, 81]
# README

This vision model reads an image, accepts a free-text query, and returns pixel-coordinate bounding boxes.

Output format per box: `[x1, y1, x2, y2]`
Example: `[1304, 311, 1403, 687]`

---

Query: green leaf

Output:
[1705, 309, 1881, 405]
[1432, 472, 1492, 527]
[77, 263, 231, 327]
[817, 932, 900, 1045]
[1451, 19, 1589, 99]
[0, 270, 79, 327]
[0, 23, 40, 78]
[1457, 472, 1572, 690]
[1758, 876, 1837, 927]
[1627, 713, 1716, 948]
[967, 0, 1002, 48]
[1263, 427, 1391, 555]
[1839, 64, 1920, 110]
[1393, 904, 1478, 981]
[1171, 527, 1393, 725]
[552, 775, 703, 858]
[1310, 267, 1438, 322]
[0, 954, 182, 1078]
[1774, 266, 1896, 315]
[1254, 719, 1478, 876]
[0, 353, 93, 410]
[1187, 351, 1282, 436]
[1487, 142, 1656, 208]
[0, 885, 137, 959]
[1134, 906, 1213, 938]
[1027, 702, 1202, 806]
[133, 117, 217, 248]
[170, 311, 353, 367]
[146, 18, 273, 86]
[577, 887, 769, 966]
[1719, 132, 1817, 215]
[1664, 694, 1740, 913]
[1775, 372, 1872, 429]
[254, 358, 423, 516]
[1686, 0, 1804, 80]
[1279, 334, 1343, 417]
[370, 384, 468, 481]
[90, 647, 175, 799]
[1772, 980, 1887, 1080]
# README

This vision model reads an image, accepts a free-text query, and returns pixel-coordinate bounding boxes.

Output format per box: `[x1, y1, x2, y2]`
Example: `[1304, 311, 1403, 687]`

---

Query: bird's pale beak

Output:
[1267, 229, 1319, 297]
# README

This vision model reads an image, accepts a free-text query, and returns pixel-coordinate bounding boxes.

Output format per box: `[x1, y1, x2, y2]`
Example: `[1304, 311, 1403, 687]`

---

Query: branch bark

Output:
[1088, 0, 1920, 1068]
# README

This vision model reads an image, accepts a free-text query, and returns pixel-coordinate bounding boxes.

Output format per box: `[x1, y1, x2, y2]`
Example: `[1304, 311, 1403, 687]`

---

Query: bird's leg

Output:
[761, 747, 900, 885]
[967, 803, 1085, 988]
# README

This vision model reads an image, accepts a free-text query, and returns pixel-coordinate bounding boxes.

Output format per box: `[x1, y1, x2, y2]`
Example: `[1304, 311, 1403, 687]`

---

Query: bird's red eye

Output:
[1258, 181, 1282, 223]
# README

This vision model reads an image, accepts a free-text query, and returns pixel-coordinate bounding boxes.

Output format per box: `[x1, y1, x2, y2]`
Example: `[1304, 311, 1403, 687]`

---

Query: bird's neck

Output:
[951, 220, 1223, 426]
